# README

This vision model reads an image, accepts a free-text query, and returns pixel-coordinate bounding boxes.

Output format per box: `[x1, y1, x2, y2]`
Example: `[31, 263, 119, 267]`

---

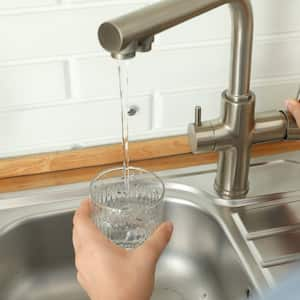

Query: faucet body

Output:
[98, 0, 300, 199]
[99, 0, 253, 98]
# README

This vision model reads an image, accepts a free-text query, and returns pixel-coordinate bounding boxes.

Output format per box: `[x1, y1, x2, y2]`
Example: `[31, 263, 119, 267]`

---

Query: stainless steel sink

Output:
[0, 211, 86, 300]
[0, 197, 254, 300]
[153, 199, 254, 300]
[1, 150, 300, 300]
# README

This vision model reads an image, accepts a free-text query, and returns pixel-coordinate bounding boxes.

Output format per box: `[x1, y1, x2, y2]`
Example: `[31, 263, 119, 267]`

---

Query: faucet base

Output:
[214, 180, 249, 199]
[213, 91, 255, 199]
[188, 91, 256, 199]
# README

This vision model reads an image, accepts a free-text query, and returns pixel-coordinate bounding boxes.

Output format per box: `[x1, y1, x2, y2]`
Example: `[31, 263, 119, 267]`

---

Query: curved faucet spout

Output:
[98, 0, 300, 200]
[98, 0, 265, 199]
[98, 0, 253, 98]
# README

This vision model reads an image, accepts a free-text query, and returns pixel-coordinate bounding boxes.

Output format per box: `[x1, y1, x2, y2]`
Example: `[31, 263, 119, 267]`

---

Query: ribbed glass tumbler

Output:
[90, 166, 165, 249]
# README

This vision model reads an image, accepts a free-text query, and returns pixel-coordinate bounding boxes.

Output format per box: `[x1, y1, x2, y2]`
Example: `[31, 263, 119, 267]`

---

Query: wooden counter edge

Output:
[0, 139, 300, 193]
[0, 135, 190, 179]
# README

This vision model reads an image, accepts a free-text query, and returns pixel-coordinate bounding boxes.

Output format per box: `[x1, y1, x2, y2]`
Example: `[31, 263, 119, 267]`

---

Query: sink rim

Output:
[1, 150, 300, 210]
[0, 179, 268, 296]
[0, 182, 216, 237]
[1, 150, 300, 297]
[0, 193, 255, 300]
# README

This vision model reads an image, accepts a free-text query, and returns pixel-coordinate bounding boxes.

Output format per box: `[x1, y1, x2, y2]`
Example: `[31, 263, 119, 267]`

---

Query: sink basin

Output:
[0, 197, 253, 300]
[152, 199, 254, 300]
[2, 150, 300, 300]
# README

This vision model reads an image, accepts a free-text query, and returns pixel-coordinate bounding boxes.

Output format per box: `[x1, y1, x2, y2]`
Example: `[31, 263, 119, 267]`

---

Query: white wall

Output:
[0, 0, 300, 158]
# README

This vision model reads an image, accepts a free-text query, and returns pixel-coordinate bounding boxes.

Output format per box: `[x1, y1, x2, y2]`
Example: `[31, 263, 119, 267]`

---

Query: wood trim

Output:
[0, 139, 300, 193]
[0, 136, 300, 180]
[0, 136, 190, 179]
[0, 153, 217, 193]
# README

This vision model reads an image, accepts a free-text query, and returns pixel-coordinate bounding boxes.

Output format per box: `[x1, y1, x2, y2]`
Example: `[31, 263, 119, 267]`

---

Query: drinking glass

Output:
[89, 166, 165, 249]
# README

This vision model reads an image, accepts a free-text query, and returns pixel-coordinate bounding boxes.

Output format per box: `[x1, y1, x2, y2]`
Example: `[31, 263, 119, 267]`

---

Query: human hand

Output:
[285, 99, 300, 127]
[73, 199, 173, 300]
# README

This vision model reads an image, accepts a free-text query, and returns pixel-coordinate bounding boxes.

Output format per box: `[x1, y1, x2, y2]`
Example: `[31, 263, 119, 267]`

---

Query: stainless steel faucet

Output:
[98, 0, 300, 199]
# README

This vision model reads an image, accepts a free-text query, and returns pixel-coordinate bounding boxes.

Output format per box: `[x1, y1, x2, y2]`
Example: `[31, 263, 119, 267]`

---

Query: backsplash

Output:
[0, 0, 299, 158]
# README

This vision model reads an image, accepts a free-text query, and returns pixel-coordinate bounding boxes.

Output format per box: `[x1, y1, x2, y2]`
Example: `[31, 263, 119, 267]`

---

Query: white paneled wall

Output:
[0, 0, 300, 158]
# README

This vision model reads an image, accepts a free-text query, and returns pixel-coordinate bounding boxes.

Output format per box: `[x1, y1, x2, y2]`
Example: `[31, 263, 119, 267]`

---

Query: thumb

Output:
[136, 221, 173, 263]
[285, 99, 300, 127]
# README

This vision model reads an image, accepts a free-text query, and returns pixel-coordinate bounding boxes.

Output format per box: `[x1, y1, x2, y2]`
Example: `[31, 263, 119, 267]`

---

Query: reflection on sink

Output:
[0, 198, 253, 300]
[0, 212, 86, 300]
[153, 199, 254, 300]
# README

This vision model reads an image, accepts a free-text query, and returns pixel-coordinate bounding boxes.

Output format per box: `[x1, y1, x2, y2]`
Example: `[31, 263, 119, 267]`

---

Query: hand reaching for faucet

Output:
[285, 99, 300, 127]
[72, 199, 173, 300]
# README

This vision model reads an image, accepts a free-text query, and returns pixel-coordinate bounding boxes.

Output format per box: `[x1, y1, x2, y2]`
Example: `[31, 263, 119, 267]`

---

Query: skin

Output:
[73, 199, 173, 300]
[285, 99, 300, 127]
[73, 99, 300, 300]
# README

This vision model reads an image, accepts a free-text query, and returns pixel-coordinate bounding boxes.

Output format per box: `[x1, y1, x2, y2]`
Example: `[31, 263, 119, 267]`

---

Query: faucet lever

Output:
[195, 106, 202, 127]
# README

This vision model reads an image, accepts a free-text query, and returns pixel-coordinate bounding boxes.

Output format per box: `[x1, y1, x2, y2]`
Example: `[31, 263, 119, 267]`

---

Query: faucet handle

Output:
[188, 105, 215, 154]
[194, 106, 202, 127]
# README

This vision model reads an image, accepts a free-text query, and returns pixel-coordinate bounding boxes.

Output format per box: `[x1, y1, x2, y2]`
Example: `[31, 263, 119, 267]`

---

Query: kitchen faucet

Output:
[98, 0, 300, 200]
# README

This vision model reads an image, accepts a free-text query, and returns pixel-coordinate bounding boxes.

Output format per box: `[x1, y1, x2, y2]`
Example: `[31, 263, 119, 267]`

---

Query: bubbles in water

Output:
[126, 227, 146, 242]
[93, 199, 163, 249]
